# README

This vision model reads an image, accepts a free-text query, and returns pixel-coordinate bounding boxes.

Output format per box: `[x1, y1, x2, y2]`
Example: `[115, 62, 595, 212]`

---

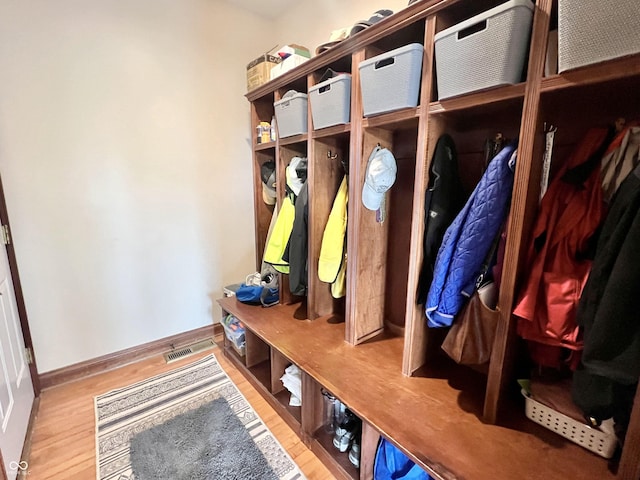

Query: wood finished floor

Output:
[27, 346, 335, 479]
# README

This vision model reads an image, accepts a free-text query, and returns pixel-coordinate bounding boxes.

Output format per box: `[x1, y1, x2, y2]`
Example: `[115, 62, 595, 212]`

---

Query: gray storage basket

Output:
[309, 74, 351, 130]
[434, 0, 534, 100]
[274, 92, 308, 138]
[558, 0, 640, 73]
[359, 43, 424, 117]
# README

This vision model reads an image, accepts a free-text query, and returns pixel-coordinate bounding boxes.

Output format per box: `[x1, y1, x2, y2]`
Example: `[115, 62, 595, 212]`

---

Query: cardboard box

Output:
[246, 54, 281, 91]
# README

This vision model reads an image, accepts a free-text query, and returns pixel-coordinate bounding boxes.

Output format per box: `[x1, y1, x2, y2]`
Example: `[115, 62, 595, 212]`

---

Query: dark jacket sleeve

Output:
[288, 182, 309, 296]
[416, 134, 466, 305]
[572, 167, 640, 422]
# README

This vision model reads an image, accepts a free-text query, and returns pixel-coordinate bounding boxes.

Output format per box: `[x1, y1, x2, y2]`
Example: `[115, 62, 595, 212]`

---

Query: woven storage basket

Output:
[274, 92, 308, 138]
[558, 0, 640, 72]
[359, 43, 423, 117]
[521, 389, 617, 459]
[309, 74, 351, 130]
[434, 0, 533, 100]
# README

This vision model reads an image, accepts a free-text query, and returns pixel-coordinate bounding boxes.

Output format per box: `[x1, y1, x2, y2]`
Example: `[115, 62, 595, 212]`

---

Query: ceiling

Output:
[222, 0, 296, 19]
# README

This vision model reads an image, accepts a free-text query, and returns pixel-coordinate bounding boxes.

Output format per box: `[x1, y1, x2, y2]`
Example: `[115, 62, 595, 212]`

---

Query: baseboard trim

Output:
[40, 324, 221, 390]
[20, 396, 40, 470]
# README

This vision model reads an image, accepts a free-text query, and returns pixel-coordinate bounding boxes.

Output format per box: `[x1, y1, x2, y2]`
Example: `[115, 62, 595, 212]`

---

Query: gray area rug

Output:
[130, 398, 278, 480]
[95, 353, 305, 480]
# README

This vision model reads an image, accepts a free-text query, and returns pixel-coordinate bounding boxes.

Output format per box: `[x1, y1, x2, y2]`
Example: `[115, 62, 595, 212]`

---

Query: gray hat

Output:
[362, 146, 397, 211]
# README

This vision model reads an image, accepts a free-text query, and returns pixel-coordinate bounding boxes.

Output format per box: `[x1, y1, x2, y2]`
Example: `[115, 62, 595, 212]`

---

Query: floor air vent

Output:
[163, 338, 216, 363]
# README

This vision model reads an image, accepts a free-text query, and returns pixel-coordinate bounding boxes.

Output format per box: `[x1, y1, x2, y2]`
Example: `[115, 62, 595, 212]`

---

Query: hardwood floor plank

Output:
[27, 346, 335, 479]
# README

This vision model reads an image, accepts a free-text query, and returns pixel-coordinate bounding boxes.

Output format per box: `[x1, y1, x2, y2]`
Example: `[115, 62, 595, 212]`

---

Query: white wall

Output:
[0, 0, 418, 374]
[273, 0, 412, 55]
[0, 0, 273, 372]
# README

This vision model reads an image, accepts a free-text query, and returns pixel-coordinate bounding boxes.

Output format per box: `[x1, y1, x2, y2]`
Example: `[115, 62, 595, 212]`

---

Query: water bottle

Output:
[321, 388, 337, 433]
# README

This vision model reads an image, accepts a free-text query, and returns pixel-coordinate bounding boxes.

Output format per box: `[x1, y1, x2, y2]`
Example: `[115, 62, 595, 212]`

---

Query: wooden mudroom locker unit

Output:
[218, 0, 640, 479]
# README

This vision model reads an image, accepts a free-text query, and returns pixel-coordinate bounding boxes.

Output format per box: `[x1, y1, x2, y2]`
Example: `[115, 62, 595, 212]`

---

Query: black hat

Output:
[349, 10, 394, 37]
[316, 10, 394, 55]
[261, 161, 276, 205]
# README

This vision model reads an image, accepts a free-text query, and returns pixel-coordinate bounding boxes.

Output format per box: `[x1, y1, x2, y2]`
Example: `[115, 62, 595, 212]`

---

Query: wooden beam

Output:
[483, 0, 553, 424]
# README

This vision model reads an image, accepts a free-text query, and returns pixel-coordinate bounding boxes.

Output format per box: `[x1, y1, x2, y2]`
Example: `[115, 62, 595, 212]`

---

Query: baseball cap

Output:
[350, 10, 394, 37]
[362, 146, 397, 211]
[315, 27, 351, 55]
[316, 10, 394, 55]
[261, 161, 277, 205]
[286, 156, 308, 196]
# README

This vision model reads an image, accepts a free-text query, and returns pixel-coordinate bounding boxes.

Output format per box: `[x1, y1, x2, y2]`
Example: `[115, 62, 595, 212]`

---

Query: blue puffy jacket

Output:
[426, 144, 516, 328]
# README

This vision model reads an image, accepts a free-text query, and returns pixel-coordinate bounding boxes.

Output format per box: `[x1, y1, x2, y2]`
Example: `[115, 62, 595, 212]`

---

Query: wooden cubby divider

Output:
[237, 0, 640, 478]
[270, 348, 289, 395]
[403, 14, 437, 376]
[308, 134, 349, 320]
[484, 0, 553, 423]
[344, 48, 366, 345]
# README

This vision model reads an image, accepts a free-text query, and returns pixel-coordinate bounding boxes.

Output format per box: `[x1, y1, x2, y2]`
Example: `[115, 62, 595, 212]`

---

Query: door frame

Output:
[0, 173, 40, 397]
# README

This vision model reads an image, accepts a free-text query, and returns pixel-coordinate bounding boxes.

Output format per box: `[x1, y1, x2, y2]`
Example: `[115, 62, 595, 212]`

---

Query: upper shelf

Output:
[541, 54, 640, 94]
[279, 134, 308, 146]
[536, 54, 640, 125]
[254, 141, 276, 152]
[362, 107, 421, 130]
[311, 123, 351, 139]
[429, 83, 526, 115]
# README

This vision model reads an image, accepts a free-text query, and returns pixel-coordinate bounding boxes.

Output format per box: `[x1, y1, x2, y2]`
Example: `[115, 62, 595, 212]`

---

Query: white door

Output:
[0, 239, 34, 480]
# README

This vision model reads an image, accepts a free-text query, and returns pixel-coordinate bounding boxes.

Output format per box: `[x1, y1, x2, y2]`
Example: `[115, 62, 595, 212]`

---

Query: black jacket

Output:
[416, 134, 466, 305]
[284, 182, 308, 296]
[572, 164, 640, 427]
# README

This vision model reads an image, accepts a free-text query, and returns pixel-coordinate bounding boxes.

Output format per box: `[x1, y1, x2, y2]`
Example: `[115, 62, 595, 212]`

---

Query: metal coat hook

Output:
[327, 150, 338, 160]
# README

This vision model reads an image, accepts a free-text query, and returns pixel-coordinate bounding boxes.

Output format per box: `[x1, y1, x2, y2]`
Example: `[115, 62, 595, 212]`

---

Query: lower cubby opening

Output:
[221, 312, 247, 364]
[303, 376, 364, 480]
[312, 426, 359, 480]
[242, 328, 272, 394]
[247, 359, 271, 392]
[274, 389, 302, 424]
[271, 349, 303, 426]
[224, 341, 246, 367]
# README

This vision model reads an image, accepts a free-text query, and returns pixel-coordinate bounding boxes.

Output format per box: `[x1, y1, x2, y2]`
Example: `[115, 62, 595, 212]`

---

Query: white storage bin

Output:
[521, 389, 617, 459]
[274, 91, 308, 138]
[359, 43, 423, 117]
[309, 74, 351, 130]
[558, 0, 640, 73]
[434, 0, 534, 100]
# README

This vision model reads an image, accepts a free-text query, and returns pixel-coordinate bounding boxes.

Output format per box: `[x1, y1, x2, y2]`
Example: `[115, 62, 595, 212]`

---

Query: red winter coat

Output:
[514, 128, 612, 367]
